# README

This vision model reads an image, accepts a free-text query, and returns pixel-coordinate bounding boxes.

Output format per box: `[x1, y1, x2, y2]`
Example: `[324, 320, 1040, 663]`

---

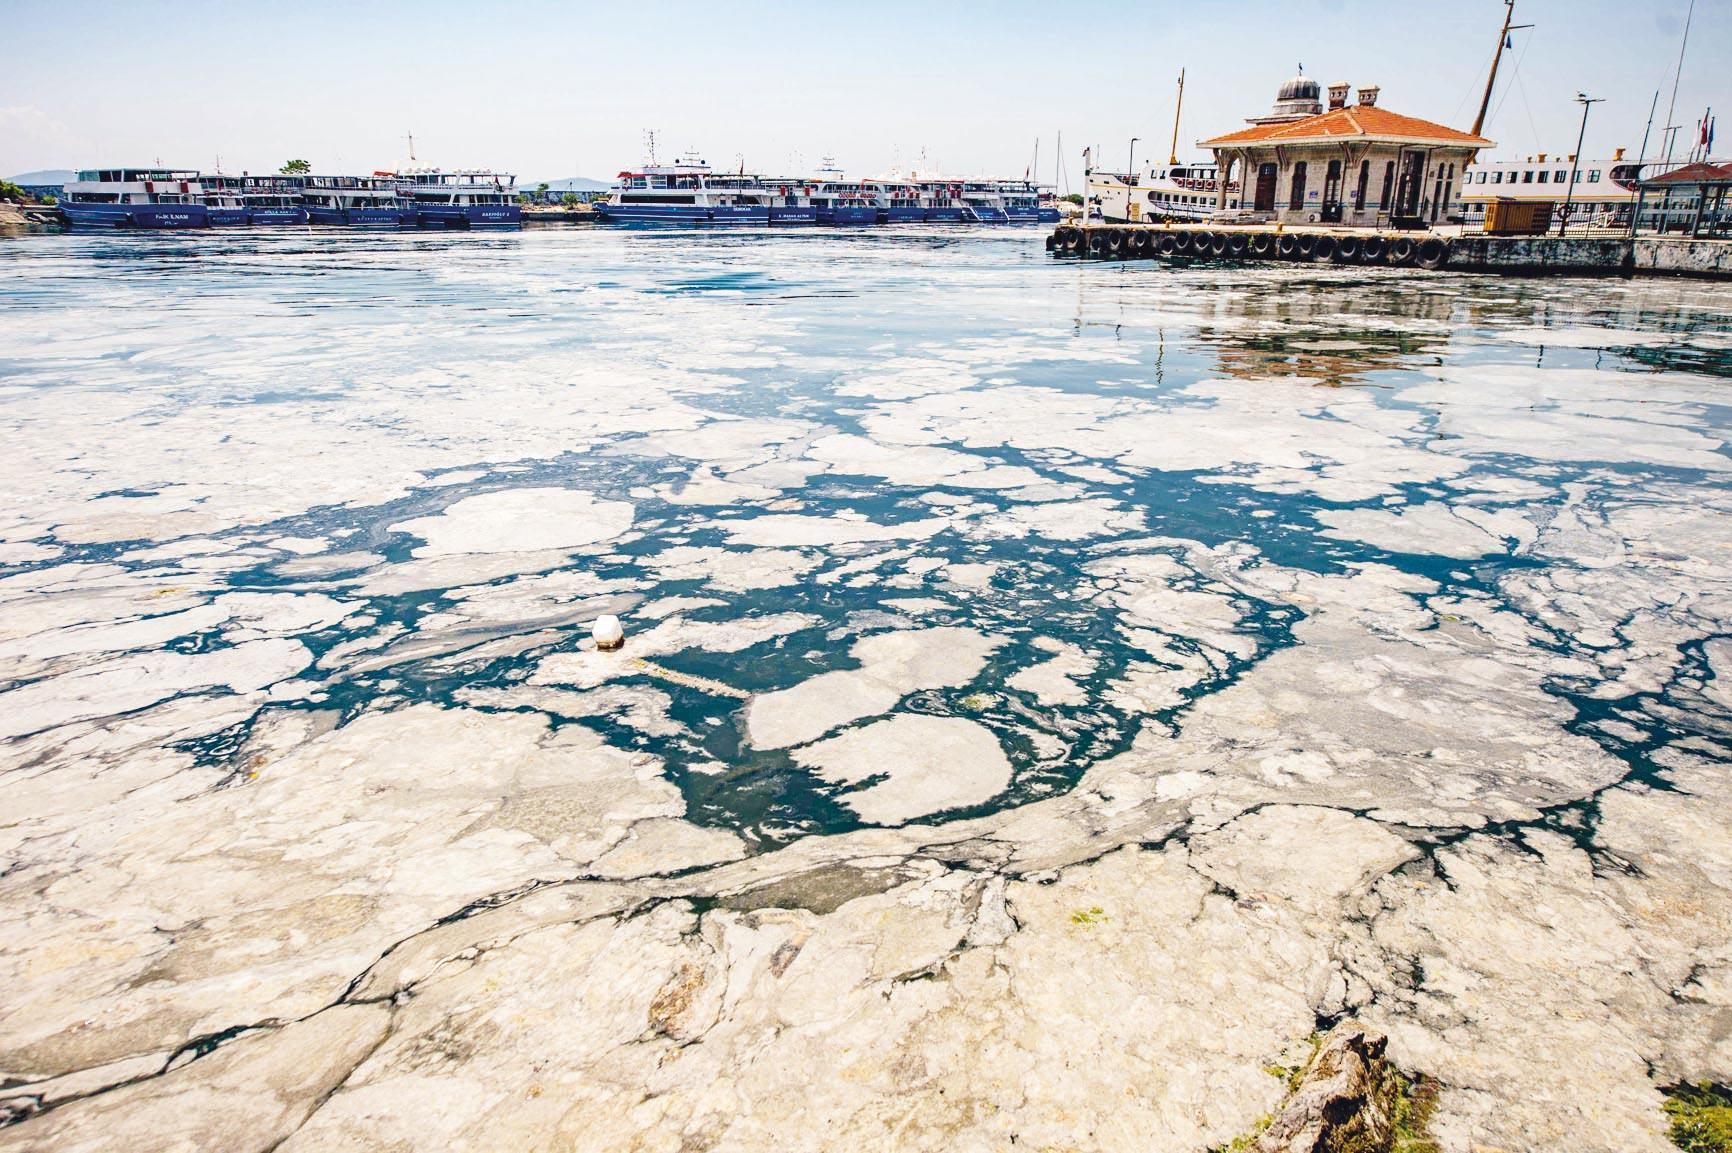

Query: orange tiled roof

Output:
[1642, 161, 1732, 185]
[1201, 105, 1492, 148]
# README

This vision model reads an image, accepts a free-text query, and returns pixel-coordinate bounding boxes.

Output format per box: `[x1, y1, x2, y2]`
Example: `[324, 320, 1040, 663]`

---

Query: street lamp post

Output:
[1126, 138, 1140, 221]
[1559, 93, 1603, 236]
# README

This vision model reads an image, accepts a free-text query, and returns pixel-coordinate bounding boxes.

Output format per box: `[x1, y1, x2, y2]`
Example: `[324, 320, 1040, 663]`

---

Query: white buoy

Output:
[592, 614, 625, 651]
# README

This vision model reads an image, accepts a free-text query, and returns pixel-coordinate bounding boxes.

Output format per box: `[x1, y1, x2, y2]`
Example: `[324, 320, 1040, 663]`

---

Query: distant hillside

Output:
[529, 176, 611, 193]
[9, 169, 74, 186]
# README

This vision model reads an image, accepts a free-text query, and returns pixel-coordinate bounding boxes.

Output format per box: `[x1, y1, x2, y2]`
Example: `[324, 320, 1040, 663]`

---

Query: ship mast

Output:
[1471, 1, 1531, 137]
[1168, 69, 1186, 165]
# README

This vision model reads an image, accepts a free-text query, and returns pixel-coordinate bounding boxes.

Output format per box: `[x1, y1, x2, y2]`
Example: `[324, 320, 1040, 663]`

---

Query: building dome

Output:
[1266, 72, 1324, 121]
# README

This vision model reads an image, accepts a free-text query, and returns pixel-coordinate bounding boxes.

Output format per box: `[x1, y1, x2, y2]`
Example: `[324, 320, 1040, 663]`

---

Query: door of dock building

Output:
[1254, 163, 1277, 212]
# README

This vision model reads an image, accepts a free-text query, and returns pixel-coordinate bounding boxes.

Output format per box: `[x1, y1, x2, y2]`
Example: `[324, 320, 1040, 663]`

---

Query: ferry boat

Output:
[301, 175, 404, 227]
[918, 181, 968, 223]
[201, 174, 250, 226]
[876, 181, 925, 223]
[399, 170, 521, 228]
[594, 155, 769, 224]
[1459, 148, 1643, 229]
[959, 181, 1010, 223]
[761, 179, 817, 224]
[998, 180, 1042, 224]
[806, 161, 877, 225]
[59, 168, 210, 229]
[1086, 161, 1240, 223]
[242, 176, 308, 225]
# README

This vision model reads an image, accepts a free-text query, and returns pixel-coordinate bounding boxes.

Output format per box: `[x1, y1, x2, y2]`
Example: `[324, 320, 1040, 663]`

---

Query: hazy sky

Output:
[3, 0, 1725, 184]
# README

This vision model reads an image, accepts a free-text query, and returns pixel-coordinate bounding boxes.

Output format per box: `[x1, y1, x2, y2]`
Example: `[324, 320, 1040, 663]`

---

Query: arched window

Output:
[1355, 160, 1371, 210]
[1289, 161, 1308, 210]
[1379, 160, 1396, 210]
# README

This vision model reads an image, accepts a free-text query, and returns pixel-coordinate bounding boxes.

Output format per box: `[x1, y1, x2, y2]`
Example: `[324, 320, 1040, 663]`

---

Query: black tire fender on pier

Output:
[1415, 237, 1450, 270]
[1088, 230, 1111, 255]
[1361, 236, 1388, 261]
[1055, 226, 1081, 251]
[1226, 233, 1248, 257]
[1249, 233, 1275, 257]
[1334, 237, 1361, 262]
[1171, 231, 1194, 254]
[1130, 230, 1152, 256]
[1389, 237, 1417, 265]
[1106, 229, 1127, 256]
[1275, 234, 1298, 259]
[1193, 231, 1216, 255]
[1296, 234, 1318, 259]
[1311, 235, 1337, 262]
[1157, 232, 1177, 256]
[1210, 232, 1230, 257]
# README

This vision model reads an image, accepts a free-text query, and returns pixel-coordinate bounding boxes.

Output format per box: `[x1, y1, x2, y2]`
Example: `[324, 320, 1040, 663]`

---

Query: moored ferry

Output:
[959, 181, 1010, 223]
[595, 155, 769, 224]
[876, 181, 925, 223]
[762, 179, 817, 224]
[1086, 161, 1240, 223]
[811, 182, 879, 225]
[201, 174, 250, 226]
[998, 180, 1042, 224]
[242, 176, 308, 225]
[60, 168, 210, 229]
[399, 170, 521, 228]
[301, 175, 405, 227]
[1459, 148, 1644, 229]
[918, 181, 968, 223]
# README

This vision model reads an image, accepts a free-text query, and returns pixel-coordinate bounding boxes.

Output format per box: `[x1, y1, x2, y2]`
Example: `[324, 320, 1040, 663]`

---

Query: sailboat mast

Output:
[1472, 1, 1530, 138]
[1661, 0, 1695, 166]
[1168, 69, 1185, 165]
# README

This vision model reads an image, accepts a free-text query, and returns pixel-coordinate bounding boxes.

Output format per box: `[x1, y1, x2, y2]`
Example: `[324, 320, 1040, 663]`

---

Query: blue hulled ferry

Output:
[594, 155, 771, 224]
[398, 170, 522, 228]
[301, 175, 406, 227]
[59, 168, 210, 229]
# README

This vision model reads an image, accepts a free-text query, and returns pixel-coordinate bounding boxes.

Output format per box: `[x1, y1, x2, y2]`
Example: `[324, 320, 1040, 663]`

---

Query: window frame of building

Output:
[1289, 160, 1308, 211]
[1379, 160, 1395, 210]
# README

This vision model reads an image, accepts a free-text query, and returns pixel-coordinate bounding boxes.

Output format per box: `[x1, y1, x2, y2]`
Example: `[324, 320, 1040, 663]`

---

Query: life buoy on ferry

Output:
[1361, 236, 1388, 261]
[1415, 237, 1450, 270]
[1276, 234, 1299, 259]
[1311, 236, 1337, 262]
[1335, 237, 1361, 262]
[1390, 237, 1417, 265]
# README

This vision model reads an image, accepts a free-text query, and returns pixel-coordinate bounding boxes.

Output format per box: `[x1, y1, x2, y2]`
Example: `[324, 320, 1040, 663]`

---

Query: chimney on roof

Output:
[1613, 146, 1626, 160]
[1328, 82, 1350, 111]
[1356, 85, 1380, 107]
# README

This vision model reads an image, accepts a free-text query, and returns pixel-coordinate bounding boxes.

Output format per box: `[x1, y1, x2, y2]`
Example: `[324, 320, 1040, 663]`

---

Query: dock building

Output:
[1199, 75, 1490, 227]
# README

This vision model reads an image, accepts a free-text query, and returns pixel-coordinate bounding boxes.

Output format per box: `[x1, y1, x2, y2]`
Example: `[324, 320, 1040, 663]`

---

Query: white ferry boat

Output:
[396, 170, 521, 229]
[59, 168, 210, 229]
[301, 175, 406, 227]
[594, 154, 770, 224]
[1459, 149, 1644, 228]
[1086, 161, 1241, 223]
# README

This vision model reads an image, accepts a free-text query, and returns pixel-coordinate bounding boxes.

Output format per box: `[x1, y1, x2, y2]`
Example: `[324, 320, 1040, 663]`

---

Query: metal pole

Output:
[1472, 1, 1531, 138]
[1169, 69, 1185, 166]
[1128, 138, 1139, 219]
[1662, 0, 1694, 167]
[1560, 94, 1602, 236]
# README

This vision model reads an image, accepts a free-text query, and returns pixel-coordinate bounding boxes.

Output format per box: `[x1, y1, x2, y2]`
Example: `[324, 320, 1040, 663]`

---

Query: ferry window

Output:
[1587, 170, 1601, 182]
[1523, 170, 1534, 183]
[1555, 170, 1567, 182]
[1536, 171, 1547, 184]
[1491, 172, 1502, 184]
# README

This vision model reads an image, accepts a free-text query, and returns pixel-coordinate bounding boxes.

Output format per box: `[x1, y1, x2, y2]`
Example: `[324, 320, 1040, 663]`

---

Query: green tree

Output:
[279, 159, 311, 175]
[0, 180, 29, 202]
[536, 182, 550, 194]
[560, 193, 579, 207]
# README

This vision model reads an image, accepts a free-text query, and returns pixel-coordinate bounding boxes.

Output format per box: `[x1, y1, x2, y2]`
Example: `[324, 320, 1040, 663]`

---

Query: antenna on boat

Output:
[406, 131, 417, 163]
[1472, 0, 1532, 137]
[1168, 69, 1185, 165]
[644, 130, 660, 166]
